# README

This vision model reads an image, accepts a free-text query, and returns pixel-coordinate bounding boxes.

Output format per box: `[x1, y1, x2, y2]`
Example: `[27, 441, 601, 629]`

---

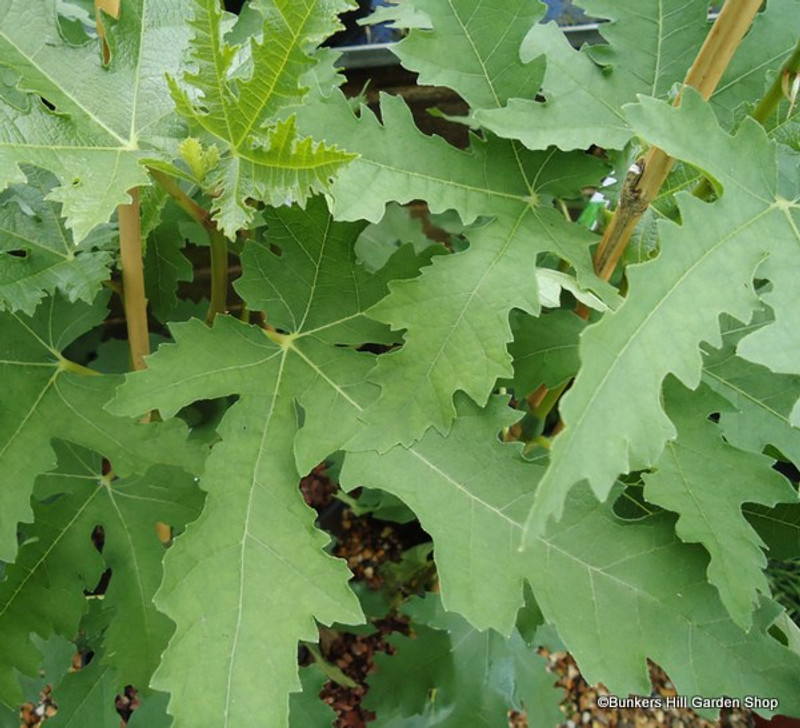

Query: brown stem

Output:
[118, 189, 150, 372]
[120, 182, 173, 545]
[94, 0, 120, 65]
[526, 383, 549, 411]
[591, 0, 764, 283]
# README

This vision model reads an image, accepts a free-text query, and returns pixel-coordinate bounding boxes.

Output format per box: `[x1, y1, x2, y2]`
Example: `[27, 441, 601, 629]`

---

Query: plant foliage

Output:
[0, 0, 799, 726]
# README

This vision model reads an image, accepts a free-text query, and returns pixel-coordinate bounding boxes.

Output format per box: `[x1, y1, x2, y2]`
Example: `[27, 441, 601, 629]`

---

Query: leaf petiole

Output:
[58, 357, 101, 376]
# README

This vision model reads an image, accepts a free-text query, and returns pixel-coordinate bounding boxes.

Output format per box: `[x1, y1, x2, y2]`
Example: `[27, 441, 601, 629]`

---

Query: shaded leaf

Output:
[367, 595, 554, 727]
[46, 655, 119, 728]
[507, 308, 585, 396]
[643, 380, 797, 629]
[289, 666, 337, 728]
[0, 443, 203, 706]
[702, 312, 800, 467]
[0, 293, 203, 564]
[143, 202, 193, 323]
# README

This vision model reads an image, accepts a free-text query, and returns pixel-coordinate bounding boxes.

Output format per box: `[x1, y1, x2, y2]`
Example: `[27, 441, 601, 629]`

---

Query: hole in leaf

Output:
[115, 686, 140, 722]
[7, 249, 27, 258]
[39, 96, 56, 111]
[356, 342, 396, 355]
[91, 524, 105, 552]
[85, 567, 112, 596]
[772, 457, 800, 484]
[768, 623, 789, 646]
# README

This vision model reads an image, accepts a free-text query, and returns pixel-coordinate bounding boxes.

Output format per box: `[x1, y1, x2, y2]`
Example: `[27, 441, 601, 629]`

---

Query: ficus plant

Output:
[1, 0, 799, 726]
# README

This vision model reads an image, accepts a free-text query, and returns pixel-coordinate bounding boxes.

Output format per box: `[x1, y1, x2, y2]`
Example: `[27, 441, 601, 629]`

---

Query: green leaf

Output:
[15, 634, 74, 704]
[0, 292, 203, 564]
[348, 213, 582, 450]
[302, 92, 615, 448]
[143, 201, 193, 323]
[108, 200, 432, 727]
[507, 308, 586, 396]
[367, 595, 552, 727]
[745, 503, 800, 562]
[298, 91, 609, 231]
[297, 72, 623, 447]
[343, 395, 800, 713]
[624, 99, 800, 385]
[702, 312, 800, 467]
[371, 0, 546, 113]
[0, 166, 115, 315]
[344, 396, 536, 633]
[169, 0, 356, 236]
[524, 89, 796, 539]
[46, 654, 120, 728]
[711, 0, 800, 127]
[643, 380, 797, 629]
[535, 487, 800, 715]
[736, 262, 800, 378]
[0, 0, 193, 241]
[148, 395, 363, 727]
[127, 692, 173, 728]
[0, 443, 203, 706]
[474, 0, 711, 149]
[289, 666, 336, 728]
[355, 202, 436, 273]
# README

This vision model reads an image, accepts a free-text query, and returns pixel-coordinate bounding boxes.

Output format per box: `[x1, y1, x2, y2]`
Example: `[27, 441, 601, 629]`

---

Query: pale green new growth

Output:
[169, 0, 356, 236]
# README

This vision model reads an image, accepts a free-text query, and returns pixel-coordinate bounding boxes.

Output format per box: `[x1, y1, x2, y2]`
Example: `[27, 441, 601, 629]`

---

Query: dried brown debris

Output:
[539, 649, 756, 728]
